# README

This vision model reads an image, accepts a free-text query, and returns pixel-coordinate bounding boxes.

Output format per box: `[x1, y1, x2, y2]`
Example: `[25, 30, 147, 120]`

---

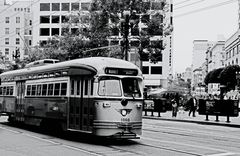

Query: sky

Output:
[173, 0, 239, 73]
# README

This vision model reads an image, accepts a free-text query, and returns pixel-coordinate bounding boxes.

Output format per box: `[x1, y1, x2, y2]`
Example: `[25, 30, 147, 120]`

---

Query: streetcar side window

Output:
[3, 87, 6, 95]
[60, 83, 67, 95]
[37, 84, 42, 96]
[84, 79, 88, 96]
[42, 84, 47, 95]
[76, 80, 80, 95]
[48, 84, 54, 95]
[71, 80, 74, 95]
[0, 87, 2, 95]
[27, 85, 31, 95]
[6, 86, 10, 95]
[10, 86, 13, 95]
[54, 83, 60, 96]
[90, 79, 94, 95]
[31, 85, 36, 96]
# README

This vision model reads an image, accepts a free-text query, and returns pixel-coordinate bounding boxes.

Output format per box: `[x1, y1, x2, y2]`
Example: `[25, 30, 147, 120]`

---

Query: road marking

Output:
[0, 126, 102, 156]
[0, 126, 22, 134]
[206, 152, 236, 156]
[142, 136, 235, 154]
[23, 133, 103, 156]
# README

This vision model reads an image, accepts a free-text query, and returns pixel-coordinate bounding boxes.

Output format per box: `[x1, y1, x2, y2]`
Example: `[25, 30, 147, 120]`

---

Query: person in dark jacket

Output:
[188, 96, 197, 117]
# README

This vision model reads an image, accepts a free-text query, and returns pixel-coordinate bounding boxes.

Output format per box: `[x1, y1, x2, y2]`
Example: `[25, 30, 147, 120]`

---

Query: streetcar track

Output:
[143, 126, 240, 145]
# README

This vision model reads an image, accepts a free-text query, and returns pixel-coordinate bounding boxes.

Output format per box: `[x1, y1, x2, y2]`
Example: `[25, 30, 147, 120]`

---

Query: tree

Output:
[204, 68, 224, 84]
[88, 0, 172, 63]
[219, 65, 240, 90]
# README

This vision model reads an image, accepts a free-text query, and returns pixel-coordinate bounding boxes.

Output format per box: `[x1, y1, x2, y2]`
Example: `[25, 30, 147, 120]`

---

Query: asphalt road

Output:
[0, 116, 240, 156]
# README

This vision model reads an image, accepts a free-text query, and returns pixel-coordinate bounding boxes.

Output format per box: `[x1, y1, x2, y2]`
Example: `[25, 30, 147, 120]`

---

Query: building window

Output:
[5, 28, 9, 34]
[61, 27, 69, 35]
[141, 14, 149, 23]
[151, 66, 162, 74]
[110, 40, 119, 45]
[40, 16, 50, 23]
[16, 17, 20, 23]
[5, 48, 9, 55]
[52, 15, 60, 23]
[52, 3, 60, 11]
[5, 17, 9, 23]
[16, 38, 20, 45]
[61, 15, 69, 23]
[233, 47, 236, 57]
[61, 3, 70, 11]
[51, 28, 59, 36]
[40, 28, 50, 36]
[5, 38, 9, 45]
[29, 20, 32, 25]
[142, 66, 149, 74]
[40, 3, 50, 11]
[29, 30, 32, 35]
[71, 3, 79, 11]
[151, 2, 164, 10]
[236, 58, 238, 65]
[81, 2, 90, 10]
[16, 28, 20, 34]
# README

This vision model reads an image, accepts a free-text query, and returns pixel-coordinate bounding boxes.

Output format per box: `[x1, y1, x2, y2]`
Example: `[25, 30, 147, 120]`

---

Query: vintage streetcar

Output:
[0, 57, 143, 139]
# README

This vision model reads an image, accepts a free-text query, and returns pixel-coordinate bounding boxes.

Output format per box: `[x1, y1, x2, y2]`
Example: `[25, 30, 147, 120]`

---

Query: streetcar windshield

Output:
[122, 78, 141, 98]
[98, 77, 122, 97]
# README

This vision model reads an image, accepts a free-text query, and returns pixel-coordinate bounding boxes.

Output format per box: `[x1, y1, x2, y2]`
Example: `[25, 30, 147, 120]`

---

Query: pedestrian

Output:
[188, 96, 197, 117]
[171, 99, 178, 117]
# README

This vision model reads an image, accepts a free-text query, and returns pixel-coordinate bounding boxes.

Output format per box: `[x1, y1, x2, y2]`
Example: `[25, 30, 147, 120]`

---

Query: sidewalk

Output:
[143, 110, 240, 128]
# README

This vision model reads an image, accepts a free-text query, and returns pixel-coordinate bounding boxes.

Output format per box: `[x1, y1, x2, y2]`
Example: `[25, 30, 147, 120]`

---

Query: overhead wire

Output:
[175, 0, 192, 6]
[174, 0, 237, 18]
[174, 0, 205, 10]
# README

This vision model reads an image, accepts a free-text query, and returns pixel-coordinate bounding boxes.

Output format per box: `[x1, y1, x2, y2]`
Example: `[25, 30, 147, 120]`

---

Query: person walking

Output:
[171, 99, 178, 117]
[188, 96, 197, 117]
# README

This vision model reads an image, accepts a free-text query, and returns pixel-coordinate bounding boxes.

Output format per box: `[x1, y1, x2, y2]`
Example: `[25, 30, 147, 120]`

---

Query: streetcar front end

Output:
[93, 72, 143, 139]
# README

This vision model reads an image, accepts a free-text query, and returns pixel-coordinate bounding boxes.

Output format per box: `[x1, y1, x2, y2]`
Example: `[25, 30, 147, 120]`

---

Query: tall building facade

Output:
[206, 40, 225, 72]
[0, 0, 33, 62]
[225, 29, 240, 66]
[0, 0, 173, 88]
[192, 40, 214, 71]
[142, 0, 173, 88]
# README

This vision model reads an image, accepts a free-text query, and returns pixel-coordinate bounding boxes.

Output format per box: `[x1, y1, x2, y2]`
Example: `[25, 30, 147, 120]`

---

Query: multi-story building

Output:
[225, 29, 240, 66]
[0, 0, 173, 88]
[0, 0, 33, 62]
[206, 40, 225, 72]
[142, 0, 173, 88]
[181, 67, 192, 82]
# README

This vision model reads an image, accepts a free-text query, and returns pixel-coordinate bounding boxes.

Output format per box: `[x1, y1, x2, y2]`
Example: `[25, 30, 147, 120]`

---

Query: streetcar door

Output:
[15, 81, 25, 122]
[68, 78, 83, 130]
[68, 77, 94, 132]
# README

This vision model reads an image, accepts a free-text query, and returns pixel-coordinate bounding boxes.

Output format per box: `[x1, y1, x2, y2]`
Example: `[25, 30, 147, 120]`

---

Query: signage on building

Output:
[208, 83, 220, 95]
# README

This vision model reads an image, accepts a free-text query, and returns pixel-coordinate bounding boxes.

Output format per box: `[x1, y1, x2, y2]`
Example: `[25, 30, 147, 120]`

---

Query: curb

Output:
[143, 116, 240, 128]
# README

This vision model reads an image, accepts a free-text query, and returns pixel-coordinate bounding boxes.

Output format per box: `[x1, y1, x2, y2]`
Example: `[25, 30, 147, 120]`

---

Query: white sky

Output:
[173, 0, 239, 73]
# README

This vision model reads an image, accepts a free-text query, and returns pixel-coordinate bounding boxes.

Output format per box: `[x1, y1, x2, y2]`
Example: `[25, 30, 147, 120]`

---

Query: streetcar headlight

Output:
[136, 103, 142, 108]
[103, 103, 111, 108]
[121, 109, 127, 116]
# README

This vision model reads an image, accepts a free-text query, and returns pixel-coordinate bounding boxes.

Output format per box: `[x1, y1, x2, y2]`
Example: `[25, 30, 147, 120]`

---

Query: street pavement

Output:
[143, 109, 240, 128]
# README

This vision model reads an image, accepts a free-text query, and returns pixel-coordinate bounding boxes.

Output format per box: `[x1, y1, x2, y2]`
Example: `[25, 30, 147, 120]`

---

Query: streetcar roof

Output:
[0, 57, 142, 79]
